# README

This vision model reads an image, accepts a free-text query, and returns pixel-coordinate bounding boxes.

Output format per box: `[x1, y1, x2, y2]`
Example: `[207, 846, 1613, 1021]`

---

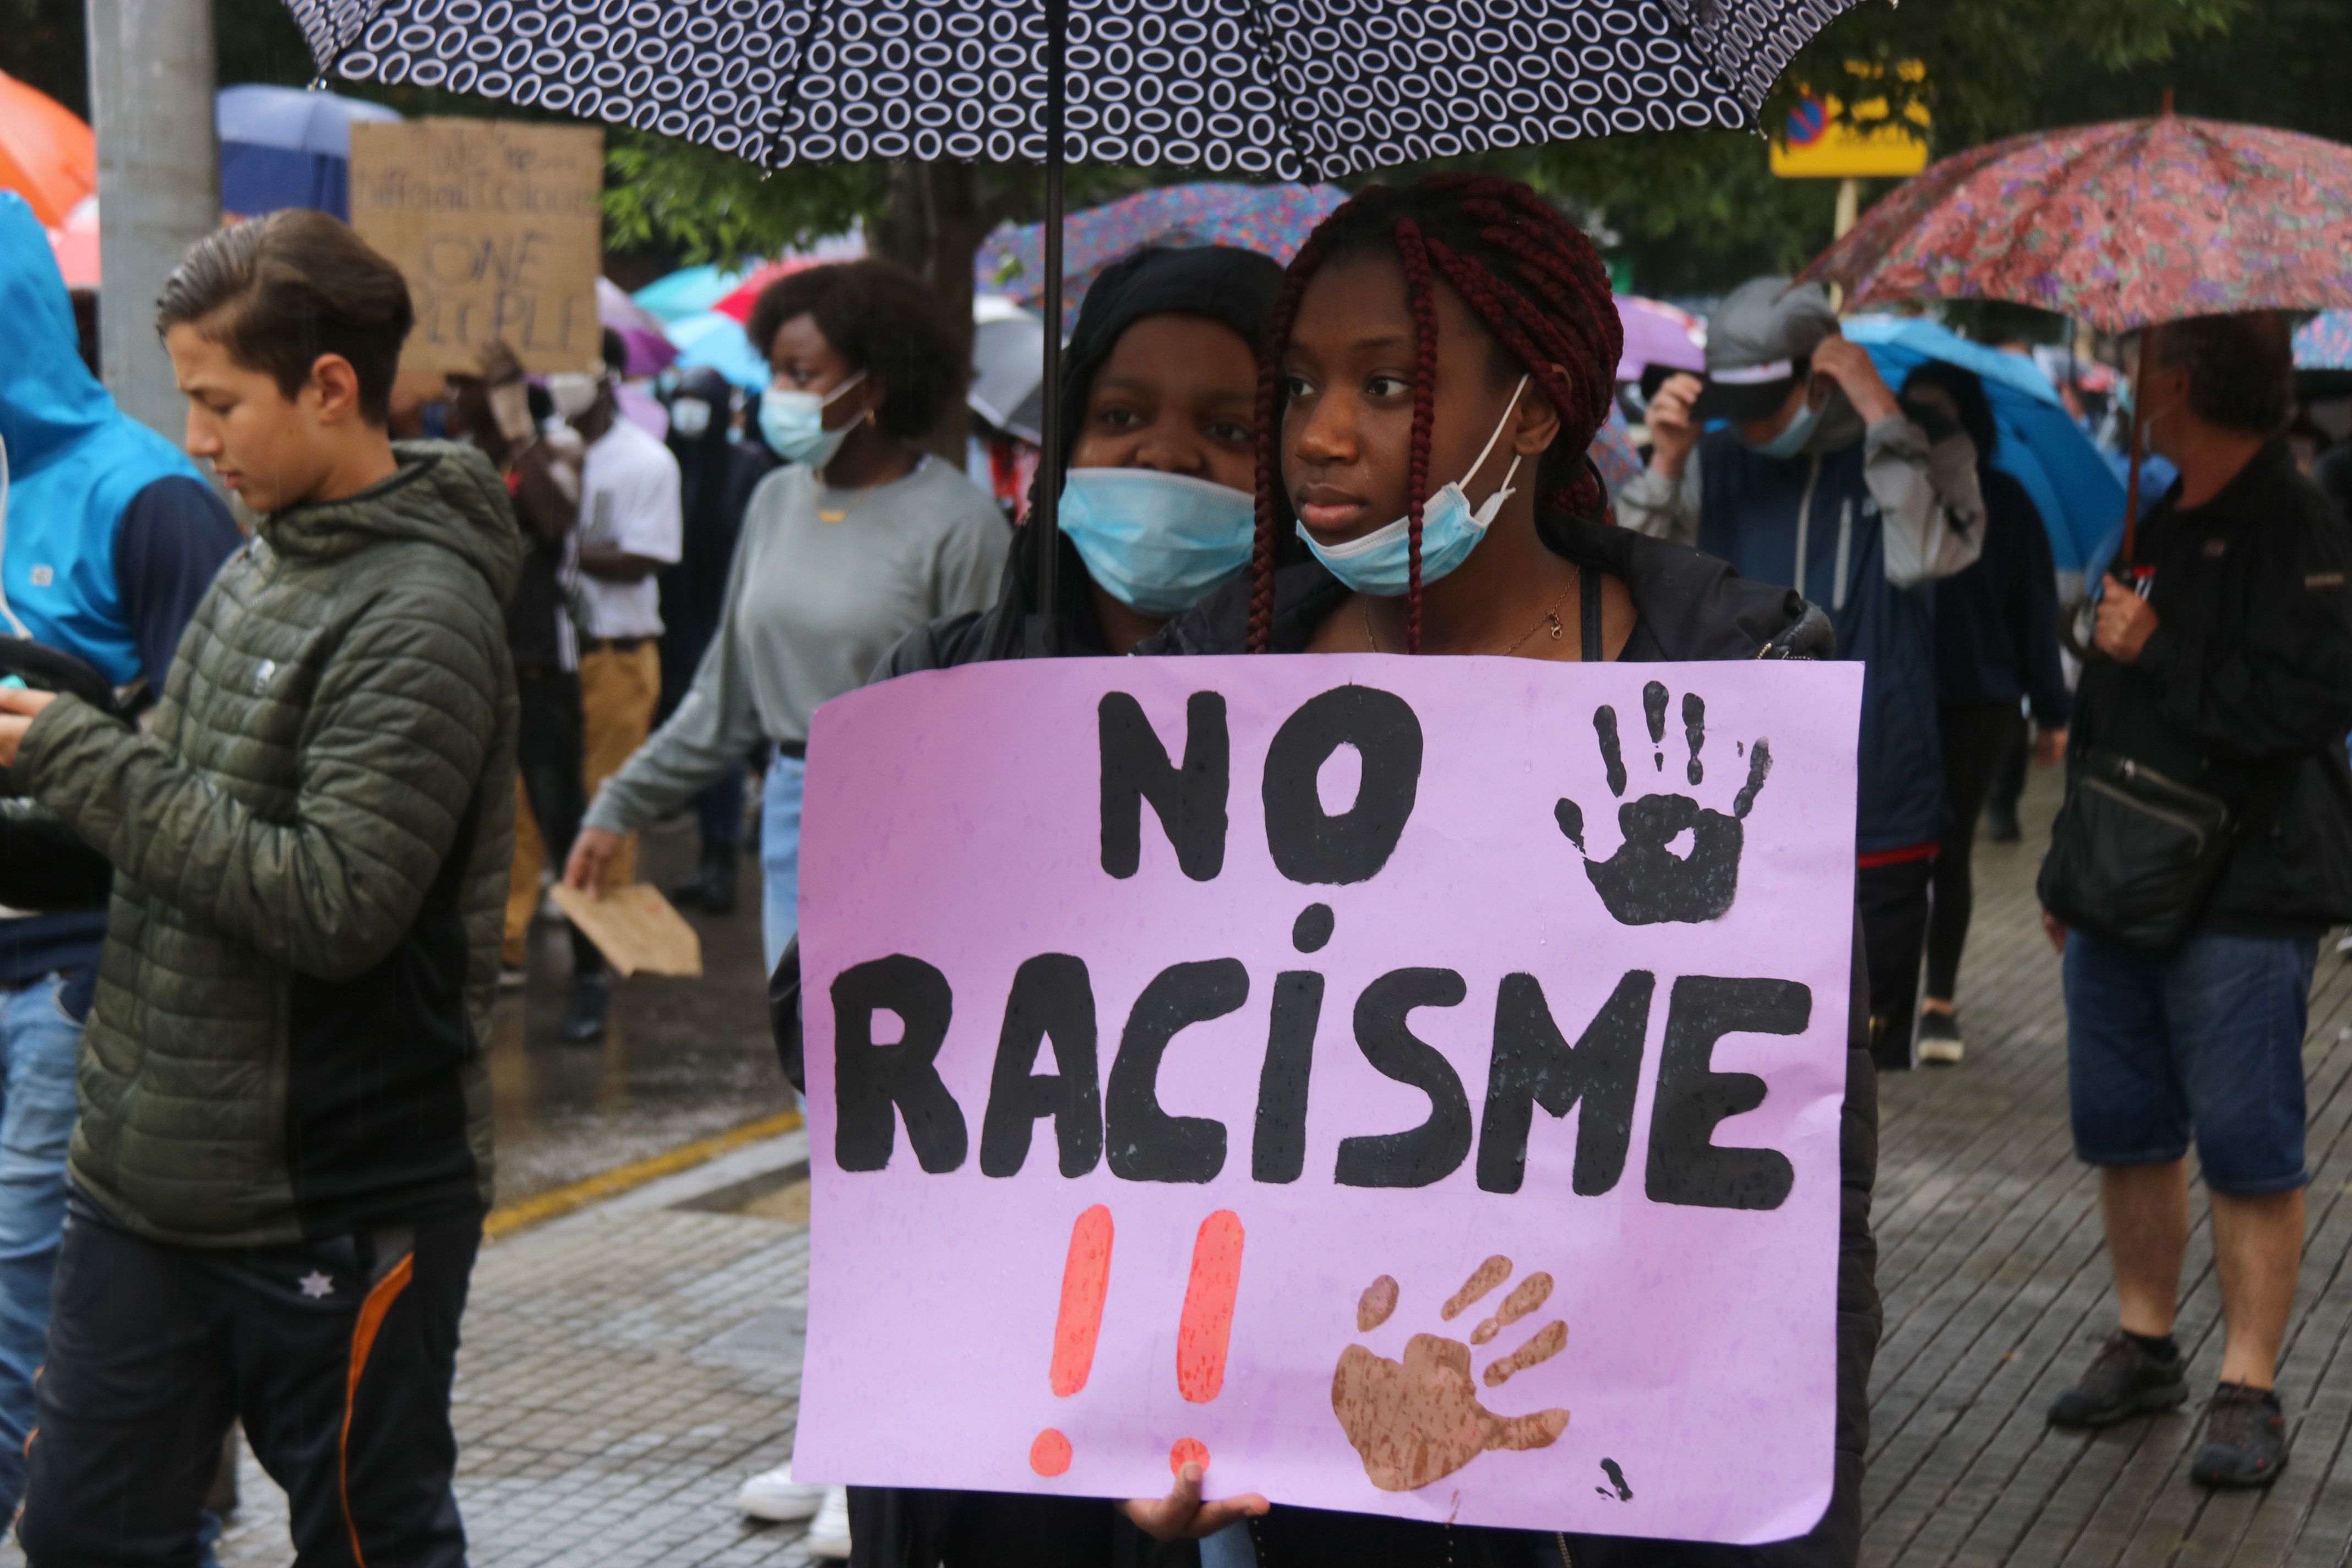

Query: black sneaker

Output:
[558, 975, 610, 1045]
[2047, 1330, 2188, 1428]
[1985, 810, 2023, 844]
[2190, 1382, 2288, 1488]
[1918, 1009, 1964, 1065]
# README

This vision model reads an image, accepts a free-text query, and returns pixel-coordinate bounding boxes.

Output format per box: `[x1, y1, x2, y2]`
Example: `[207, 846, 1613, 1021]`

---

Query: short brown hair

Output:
[744, 260, 967, 442]
[156, 210, 414, 424]
[2152, 312, 2293, 437]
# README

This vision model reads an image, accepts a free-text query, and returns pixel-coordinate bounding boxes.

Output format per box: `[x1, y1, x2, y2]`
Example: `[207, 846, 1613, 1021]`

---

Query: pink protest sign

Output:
[795, 655, 1863, 1543]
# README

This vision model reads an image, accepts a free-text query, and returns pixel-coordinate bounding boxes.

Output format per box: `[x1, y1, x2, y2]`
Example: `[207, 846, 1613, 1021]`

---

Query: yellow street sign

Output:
[1771, 61, 1930, 180]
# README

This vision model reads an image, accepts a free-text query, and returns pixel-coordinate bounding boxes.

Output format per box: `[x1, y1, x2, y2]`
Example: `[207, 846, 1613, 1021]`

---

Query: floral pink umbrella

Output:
[1797, 106, 2352, 335]
[1800, 104, 2352, 554]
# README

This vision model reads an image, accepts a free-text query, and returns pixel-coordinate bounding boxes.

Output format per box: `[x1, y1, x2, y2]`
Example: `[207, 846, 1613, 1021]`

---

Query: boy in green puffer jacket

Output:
[0, 210, 520, 1568]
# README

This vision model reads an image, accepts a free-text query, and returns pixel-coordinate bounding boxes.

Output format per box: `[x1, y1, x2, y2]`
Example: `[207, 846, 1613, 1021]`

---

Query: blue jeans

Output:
[0, 978, 81, 1513]
[2064, 929, 2316, 1195]
[762, 754, 807, 974]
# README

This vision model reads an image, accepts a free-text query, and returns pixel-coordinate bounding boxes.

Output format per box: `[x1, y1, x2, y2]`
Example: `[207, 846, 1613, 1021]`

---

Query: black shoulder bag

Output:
[2037, 750, 2247, 958]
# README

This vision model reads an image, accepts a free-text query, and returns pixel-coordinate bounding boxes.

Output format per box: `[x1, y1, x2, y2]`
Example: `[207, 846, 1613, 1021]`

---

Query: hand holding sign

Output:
[1554, 681, 1773, 925]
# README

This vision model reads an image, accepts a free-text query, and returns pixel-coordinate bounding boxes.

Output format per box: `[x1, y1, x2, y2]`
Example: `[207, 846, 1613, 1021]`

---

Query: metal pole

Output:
[87, 0, 221, 444]
[1031, 0, 1066, 634]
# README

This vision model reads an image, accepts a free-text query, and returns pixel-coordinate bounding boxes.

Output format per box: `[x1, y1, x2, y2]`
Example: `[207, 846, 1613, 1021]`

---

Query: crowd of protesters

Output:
[0, 161, 2346, 1567]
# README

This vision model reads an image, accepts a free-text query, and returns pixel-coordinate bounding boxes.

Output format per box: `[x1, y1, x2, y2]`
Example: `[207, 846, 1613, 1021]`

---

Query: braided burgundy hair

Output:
[1246, 175, 1624, 654]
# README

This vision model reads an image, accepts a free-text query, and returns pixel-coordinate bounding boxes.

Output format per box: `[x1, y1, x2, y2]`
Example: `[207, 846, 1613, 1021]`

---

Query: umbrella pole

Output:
[1030, 0, 1068, 645]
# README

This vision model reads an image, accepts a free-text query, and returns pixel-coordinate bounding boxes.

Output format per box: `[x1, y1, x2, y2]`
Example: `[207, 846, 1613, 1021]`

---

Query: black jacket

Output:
[1148, 513, 1878, 1568]
[1933, 467, 2070, 722]
[2064, 440, 2352, 939]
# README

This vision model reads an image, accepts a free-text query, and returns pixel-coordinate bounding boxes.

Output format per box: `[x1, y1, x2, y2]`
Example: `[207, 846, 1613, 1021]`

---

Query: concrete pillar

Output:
[86, 0, 219, 443]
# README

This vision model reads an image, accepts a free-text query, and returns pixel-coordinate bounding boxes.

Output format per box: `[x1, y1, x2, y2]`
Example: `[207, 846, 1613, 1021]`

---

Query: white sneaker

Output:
[804, 1485, 852, 1559]
[735, 1460, 825, 1522]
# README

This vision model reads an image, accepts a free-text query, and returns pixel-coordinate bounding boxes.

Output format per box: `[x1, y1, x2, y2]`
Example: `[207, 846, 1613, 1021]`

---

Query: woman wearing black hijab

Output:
[777, 244, 1284, 1567]
[1898, 360, 2071, 1065]
[660, 366, 776, 913]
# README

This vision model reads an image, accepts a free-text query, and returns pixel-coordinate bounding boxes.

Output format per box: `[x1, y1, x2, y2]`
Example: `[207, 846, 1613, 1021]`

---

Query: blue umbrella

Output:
[665, 311, 772, 393]
[631, 265, 756, 326]
[1842, 316, 2124, 574]
[216, 84, 399, 220]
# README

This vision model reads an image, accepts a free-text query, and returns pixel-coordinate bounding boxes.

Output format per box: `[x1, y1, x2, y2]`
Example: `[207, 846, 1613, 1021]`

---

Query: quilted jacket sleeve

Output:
[17, 590, 500, 983]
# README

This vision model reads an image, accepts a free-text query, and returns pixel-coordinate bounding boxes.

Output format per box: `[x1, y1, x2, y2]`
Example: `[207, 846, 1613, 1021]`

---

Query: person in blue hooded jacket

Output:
[0, 190, 240, 1513]
[1619, 277, 1985, 1074]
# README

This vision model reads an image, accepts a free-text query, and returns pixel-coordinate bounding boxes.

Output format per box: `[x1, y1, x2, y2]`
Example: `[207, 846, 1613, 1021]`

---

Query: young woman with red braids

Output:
[1135, 175, 1880, 1568]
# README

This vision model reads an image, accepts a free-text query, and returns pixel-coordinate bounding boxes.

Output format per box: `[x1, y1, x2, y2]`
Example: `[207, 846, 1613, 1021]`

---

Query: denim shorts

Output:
[2063, 929, 2316, 1196]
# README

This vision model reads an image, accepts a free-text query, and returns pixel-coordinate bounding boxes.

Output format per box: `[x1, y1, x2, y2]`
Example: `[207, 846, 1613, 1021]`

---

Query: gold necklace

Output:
[1360, 572, 1575, 656]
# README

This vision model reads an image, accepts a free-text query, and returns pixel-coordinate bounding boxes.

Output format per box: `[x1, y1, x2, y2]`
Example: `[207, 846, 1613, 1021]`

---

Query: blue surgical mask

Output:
[759, 371, 867, 466]
[1743, 392, 1822, 460]
[1297, 377, 1527, 597]
[1057, 468, 1257, 616]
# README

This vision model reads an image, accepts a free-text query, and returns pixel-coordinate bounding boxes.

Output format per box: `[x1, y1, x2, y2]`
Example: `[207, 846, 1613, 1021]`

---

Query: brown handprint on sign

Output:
[1331, 1256, 1570, 1492]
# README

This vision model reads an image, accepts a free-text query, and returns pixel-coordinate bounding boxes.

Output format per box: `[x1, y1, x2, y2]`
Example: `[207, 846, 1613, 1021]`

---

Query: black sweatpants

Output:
[18, 1199, 480, 1568]
[1927, 702, 2023, 1002]
[1860, 856, 1935, 1071]
[515, 664, 601, 977]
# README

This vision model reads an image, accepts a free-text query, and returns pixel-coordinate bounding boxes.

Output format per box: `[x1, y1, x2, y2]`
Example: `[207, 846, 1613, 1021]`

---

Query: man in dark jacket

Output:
[2040, 312, 2352, 1491]
[1620, 278, 1985, 1073]
[0, 210, 519, 1566]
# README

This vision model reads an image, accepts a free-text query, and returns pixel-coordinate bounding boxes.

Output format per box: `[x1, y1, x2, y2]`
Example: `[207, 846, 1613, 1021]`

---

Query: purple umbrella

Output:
[978, 181, 1349, 331]
[1615, 296, 1705, 382]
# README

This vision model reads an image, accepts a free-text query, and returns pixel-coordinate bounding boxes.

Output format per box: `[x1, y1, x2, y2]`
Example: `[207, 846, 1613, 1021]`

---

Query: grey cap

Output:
[1693, 276, 1839, 422]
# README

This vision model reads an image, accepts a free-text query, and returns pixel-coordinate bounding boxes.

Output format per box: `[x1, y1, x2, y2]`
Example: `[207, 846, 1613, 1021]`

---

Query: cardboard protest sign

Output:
[549, 883, 701, 978]
[795, 656, 1862, 1542]
[349, 119, 602, 378]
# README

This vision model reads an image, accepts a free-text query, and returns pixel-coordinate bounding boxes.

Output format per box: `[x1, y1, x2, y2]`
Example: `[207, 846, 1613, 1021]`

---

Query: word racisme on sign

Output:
[796, 656, 1862, 1542]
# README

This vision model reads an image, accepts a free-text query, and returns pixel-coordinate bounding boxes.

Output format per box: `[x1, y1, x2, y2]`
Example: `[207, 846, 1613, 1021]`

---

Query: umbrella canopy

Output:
[217, 83, 399, 219]
[291, 1, 1844, 181]
[632, 265, 753, 325]
[1615, 295, 1705, 381]
[45, 193, 98, 291]
[0, 70, 95, 229]
[1799, 111, 2352, 334]
[666, 311, 774, 393]
[978, 182, 1346, 330]
[2295, 310, 2352, 372]
[974, 296, 1048, 443]
[1841, 317, 2124, 574]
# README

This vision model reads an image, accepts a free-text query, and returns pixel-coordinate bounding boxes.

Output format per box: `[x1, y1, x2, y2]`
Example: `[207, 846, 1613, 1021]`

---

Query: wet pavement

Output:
[487, 811, 796, 1204]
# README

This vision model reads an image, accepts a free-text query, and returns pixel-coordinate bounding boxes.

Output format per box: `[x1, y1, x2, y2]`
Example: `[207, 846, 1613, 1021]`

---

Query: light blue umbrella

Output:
[632, 265, 755, 325]
[216, 84, 399, 219]
[1842, 316, 2124, 574]
[665, 311, 771, 392]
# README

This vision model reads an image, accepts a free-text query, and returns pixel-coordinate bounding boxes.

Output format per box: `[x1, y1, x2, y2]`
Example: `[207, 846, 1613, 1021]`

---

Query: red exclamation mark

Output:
[1031, 1204, 1113, 1477]
[1170, 1210, 1245, 1473]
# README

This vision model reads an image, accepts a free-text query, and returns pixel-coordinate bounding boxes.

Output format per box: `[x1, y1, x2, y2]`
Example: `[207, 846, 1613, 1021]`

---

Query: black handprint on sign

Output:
[1553, 682, 1771, 925]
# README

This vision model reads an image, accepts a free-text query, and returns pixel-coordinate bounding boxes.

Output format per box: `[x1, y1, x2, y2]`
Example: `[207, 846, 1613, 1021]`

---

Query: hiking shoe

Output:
[1918, 1010, 1964, 1065]
[2048, 1330, 2188, 1428]
[2190, 1383, 2288, 1488]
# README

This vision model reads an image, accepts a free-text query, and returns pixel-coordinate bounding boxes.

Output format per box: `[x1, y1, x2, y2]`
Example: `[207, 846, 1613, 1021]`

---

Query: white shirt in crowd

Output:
[574, 417, 683, 640]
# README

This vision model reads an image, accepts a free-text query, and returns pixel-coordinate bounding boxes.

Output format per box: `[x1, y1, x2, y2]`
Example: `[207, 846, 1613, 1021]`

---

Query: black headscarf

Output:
[984, 244, 1285, 657]
[1899, 359, 2000, 462]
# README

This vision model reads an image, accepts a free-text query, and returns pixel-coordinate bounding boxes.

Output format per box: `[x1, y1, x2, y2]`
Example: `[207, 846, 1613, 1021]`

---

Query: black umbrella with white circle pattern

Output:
[286, 0, 1859, 628]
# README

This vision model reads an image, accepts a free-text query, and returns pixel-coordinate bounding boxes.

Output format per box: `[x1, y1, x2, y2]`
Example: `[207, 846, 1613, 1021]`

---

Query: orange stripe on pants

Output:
[340, 1255, 415, 1568]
